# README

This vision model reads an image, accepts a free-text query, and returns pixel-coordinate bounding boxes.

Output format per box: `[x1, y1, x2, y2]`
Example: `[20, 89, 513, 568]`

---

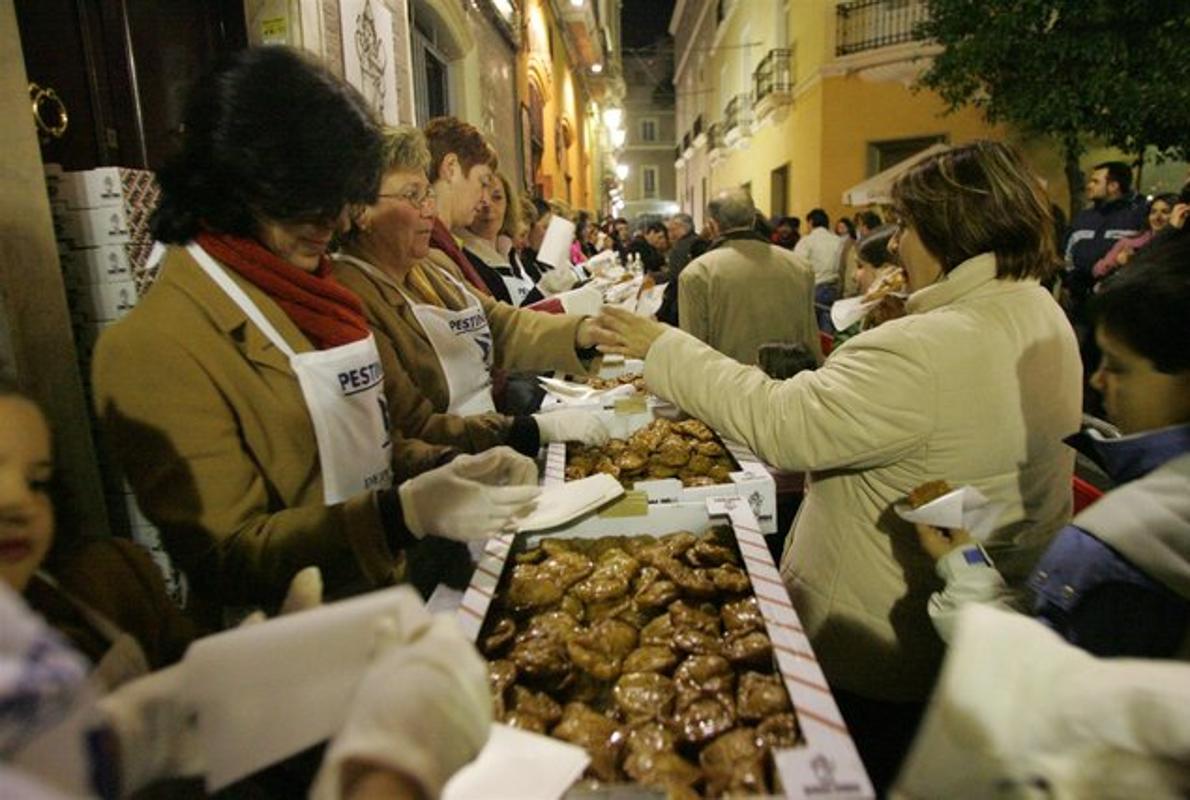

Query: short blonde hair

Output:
[891, 140, 1057, 280]
[378, 125, 431, 175]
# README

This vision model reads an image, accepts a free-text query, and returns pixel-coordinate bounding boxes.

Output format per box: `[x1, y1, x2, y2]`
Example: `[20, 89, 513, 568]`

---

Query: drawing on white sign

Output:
[340, 0, 398, 124]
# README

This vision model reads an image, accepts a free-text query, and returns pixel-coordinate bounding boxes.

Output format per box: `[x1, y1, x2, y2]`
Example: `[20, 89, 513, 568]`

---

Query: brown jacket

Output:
[333, 249, 591, 452]
[92, 246, 453, 612]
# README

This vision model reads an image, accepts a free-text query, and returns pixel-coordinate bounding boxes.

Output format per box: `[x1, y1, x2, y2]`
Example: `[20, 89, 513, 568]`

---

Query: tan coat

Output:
[92, 246, 453, 614]
[333, 248, 590, 452]
[645, 253, 1082, 701]
[677, 236, 822, 366]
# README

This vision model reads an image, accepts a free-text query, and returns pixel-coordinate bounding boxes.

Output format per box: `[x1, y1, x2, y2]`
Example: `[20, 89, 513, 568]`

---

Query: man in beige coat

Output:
[678, 189, 822, 366]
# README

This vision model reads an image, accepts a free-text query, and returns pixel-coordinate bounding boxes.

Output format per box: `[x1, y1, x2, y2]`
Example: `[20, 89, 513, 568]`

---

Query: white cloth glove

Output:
[893, 605, 1190, 800]
[399, 447, 540, 542]
[310, 614, 492, 800]
[533, 410, 611, 445]
[539, 267, 578, 295]
[96, 664, 202, 796]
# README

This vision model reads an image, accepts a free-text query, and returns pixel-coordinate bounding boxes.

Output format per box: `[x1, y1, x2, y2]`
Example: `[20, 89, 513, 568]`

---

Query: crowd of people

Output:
[4, 45, 1189, 799]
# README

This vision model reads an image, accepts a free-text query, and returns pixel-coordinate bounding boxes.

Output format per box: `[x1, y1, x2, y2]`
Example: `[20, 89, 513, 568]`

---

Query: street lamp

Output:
[603, 107, 623, 130]
[615, 163, 629, 181]
[591, 63, 603, 74]
[610, 128, 626, 148]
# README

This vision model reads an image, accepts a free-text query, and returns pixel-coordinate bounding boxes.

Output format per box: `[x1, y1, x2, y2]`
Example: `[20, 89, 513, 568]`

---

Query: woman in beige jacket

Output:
[334, 126, 611, 456]
[595, 141, 1082, 787]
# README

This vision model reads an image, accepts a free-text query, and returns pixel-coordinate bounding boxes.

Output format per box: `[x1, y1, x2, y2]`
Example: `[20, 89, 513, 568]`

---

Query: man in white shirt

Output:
[793, 208, 844, 331]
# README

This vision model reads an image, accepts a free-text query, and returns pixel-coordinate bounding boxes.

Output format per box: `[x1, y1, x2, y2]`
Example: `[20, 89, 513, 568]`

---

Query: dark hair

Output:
[1094, 161, 1134, 195]
[532, 197, 552, 218]
[614, 217, 629, 225]
[1146, 193, 1179, 230]
[857, 224, 898, 267]
[836, 217, 856, 237]
[806, 208, 830, 229]
[1092, 227, 1190, 373]
[424, 116, 498, 182]
[858, 210, 882, 230]
[151, 46, 384, 243]
[645, 221, 668, 236]
[891, 140, 1057, 280]
[776, 216, 800, 230]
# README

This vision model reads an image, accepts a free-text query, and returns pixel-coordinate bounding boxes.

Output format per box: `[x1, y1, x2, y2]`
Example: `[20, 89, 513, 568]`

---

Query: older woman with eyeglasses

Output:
[333, 126, 612, 456]
[594, 141, 1082, 789]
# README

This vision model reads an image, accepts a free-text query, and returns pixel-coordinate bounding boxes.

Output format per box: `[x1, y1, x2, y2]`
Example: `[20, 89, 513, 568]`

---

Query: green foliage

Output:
[918, 0, 1190, 164]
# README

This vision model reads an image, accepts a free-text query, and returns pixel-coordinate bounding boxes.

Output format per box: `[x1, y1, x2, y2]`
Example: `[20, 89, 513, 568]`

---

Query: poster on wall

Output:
[340, 0, 398, 125]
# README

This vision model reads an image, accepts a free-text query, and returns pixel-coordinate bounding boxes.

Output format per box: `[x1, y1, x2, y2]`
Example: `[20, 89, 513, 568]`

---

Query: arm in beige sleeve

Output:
[642, 326, 934, 472]
[677, 268, 709, 345]
[93, 329, 397, 608]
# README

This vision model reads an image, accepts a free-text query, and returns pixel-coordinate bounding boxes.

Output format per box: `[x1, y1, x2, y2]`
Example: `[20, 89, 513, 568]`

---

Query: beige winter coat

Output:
[644, 253, 1082, 701]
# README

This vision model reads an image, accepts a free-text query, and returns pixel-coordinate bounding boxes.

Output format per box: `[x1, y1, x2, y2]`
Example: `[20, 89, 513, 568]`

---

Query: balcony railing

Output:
[723, 93, 752, 135]
[836, 0, 928, 57]
[706, 122, 724, 151]
[753, 48, 794, 103]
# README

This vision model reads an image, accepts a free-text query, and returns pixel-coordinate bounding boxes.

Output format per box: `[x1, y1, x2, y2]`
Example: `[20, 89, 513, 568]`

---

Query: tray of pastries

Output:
[564, 418, 740, 490]
[477, 528, 802, 798]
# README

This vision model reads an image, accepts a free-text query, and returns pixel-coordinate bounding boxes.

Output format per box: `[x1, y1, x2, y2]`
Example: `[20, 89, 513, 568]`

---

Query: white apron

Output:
[497, 261, 534, 307]
[188, 243, 393, 504]
[335, 254, 497, 416]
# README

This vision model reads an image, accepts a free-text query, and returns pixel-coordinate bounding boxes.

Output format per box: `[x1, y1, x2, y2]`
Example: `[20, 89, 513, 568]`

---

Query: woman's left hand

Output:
[591, 307, 669, 359]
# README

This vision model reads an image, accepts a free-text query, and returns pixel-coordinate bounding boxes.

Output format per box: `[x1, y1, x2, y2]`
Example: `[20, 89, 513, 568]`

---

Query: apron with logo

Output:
[188, 243, 393, 504]
[336, 254, 497, 416]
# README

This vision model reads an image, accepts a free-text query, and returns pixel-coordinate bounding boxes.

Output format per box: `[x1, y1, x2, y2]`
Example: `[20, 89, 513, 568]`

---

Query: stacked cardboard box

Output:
[46, 165, 186, 605]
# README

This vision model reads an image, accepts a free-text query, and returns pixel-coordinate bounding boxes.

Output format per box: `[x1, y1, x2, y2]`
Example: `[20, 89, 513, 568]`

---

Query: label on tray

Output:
[596, 490, 649, 517]
[613, 395, 647, 415]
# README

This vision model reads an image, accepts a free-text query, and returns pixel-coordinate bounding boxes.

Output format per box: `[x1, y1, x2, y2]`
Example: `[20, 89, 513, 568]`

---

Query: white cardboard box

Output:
[60, 244, 135, 285]
[70, 279, 137, 322]
[542, 408, 779, 533]
[457, 499, 874, 799]
[55, 205, 135, 247]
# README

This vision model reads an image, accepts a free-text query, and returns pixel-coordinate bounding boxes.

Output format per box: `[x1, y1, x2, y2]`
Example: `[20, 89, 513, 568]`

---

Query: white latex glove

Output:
[310, 614, 492, 800]
[539, 267, 578, 295]
[398, 447, 540, 542]
[533, 410, 611, 445]
[96, 664, 201, 796]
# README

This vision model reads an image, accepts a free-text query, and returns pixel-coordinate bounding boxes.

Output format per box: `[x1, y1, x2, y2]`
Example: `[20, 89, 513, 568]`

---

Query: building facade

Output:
[670, 0, 1075, 227]
[617, 44, 678, 220]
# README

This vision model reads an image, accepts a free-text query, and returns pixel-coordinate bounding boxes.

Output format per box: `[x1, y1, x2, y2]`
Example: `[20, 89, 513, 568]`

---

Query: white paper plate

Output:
[514, 473, 625, 532]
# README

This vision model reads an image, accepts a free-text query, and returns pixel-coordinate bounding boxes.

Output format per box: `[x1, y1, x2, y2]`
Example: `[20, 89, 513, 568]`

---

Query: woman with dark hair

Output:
[92, 47, 540, 622]
[834, 216, 857, 239]
[832, 224, 906, 344]
[1092, 192, 1178, 282]
[595, 140, 1082, 789]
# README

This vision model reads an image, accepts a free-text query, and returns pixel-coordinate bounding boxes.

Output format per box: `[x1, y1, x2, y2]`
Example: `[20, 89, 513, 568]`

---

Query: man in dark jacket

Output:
[665, 213, 698, 279]
[1063, 162, 1147, 410]
[1064, 161, 1147, 303]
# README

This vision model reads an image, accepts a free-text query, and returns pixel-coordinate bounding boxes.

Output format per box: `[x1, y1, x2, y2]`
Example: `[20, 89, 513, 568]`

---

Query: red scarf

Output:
[430, 217, 492, 297]
[196, 231, 369, 350]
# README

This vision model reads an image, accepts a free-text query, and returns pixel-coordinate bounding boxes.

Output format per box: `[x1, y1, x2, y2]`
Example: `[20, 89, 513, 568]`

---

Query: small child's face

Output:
[0, 396, 54, 593]
[1090, 326, 1190, 434]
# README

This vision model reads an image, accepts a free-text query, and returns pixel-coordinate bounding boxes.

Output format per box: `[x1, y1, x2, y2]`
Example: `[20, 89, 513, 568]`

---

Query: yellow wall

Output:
[690, 0, 1079, 223]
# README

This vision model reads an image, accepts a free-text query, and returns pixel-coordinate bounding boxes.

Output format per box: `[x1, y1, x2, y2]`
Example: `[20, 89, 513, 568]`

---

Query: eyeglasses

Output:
[377, 186, 437, 209]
